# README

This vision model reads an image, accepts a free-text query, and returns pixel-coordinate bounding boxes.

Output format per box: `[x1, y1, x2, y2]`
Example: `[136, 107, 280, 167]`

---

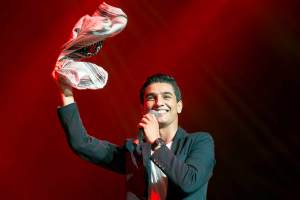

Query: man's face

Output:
[142, 82, 182, 128]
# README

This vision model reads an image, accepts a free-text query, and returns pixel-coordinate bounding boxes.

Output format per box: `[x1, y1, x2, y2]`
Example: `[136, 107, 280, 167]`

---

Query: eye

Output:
[146, 95, 155, 101]
[163, 95, 172, 99]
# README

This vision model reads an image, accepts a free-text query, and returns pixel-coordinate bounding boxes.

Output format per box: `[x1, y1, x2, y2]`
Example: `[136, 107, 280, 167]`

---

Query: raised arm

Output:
[54, 75, 126, 174]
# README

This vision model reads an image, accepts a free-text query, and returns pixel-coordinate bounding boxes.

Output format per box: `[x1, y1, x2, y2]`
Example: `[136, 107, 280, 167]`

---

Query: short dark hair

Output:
[139, 73, 182, 104]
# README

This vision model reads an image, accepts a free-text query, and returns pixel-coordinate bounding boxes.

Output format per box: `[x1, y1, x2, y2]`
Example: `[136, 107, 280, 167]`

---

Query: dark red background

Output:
[0, 0, 299, 199]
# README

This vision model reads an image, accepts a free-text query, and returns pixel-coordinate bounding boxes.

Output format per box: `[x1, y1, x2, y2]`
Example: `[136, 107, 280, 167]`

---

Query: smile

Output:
[157, 110, 168, 113]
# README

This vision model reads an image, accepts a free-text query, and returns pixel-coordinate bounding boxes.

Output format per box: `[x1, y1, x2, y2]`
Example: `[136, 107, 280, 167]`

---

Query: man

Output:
[56, 73, 215, 200]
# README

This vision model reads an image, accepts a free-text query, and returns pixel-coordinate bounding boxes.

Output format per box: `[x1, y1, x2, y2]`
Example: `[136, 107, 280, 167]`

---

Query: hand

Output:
[52, 71, 73, 97]
[52, 71, 74, 106]
[138, 113, 160, 144]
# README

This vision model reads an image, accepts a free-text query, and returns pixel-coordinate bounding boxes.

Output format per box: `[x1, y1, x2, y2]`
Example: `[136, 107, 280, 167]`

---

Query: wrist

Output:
[151, 138, 165, 151]
[61, 93, 74, 106]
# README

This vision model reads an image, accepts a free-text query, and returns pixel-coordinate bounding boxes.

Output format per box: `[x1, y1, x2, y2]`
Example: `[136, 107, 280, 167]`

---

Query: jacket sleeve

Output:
[57, 103, 126, 174]
[150, 132, 215, 193]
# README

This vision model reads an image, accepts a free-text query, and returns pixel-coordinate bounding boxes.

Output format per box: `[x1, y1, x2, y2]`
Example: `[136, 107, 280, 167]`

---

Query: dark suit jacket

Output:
[58, 103, 215, 200]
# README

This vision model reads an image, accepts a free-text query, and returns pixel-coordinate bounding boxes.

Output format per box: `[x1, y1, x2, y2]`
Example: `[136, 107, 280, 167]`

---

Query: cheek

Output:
[167, 100, 177, 108]
[144, 102, 154, 110]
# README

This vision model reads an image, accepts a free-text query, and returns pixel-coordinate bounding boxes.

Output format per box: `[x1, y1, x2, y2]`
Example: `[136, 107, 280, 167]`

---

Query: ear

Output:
[177, 100, 183, 114]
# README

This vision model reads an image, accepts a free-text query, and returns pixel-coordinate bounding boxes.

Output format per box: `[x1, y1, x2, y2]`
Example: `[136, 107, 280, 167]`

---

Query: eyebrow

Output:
[145, 92, 174, 98]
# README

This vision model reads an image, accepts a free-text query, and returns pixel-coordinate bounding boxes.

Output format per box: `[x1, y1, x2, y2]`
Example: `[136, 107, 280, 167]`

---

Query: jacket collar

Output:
[170, 127, 187, 153]
[172, 127, 186, 141]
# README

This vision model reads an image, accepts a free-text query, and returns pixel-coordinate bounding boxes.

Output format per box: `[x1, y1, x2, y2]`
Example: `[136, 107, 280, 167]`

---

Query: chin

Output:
[158, 120, 169, 128]
[157, 117, 167, 123]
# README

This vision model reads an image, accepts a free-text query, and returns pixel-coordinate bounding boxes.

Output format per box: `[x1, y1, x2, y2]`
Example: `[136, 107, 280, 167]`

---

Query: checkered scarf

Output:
[53, 2, 127, 89]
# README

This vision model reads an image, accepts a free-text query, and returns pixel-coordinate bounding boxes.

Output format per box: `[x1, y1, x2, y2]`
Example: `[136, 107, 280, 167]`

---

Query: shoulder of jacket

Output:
[186, 131, 214, 142]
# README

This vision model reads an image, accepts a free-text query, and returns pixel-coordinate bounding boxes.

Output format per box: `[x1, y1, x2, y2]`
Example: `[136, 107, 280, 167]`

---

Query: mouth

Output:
[156, 109, 169, 114]
[150, 109, 169, 117]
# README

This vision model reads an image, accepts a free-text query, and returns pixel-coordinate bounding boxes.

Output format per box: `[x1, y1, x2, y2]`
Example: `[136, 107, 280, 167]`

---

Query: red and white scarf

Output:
[53, 2, 127, 89]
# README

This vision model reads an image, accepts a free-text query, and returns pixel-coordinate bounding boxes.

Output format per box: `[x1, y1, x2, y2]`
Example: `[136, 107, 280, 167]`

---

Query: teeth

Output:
[157, 110, 167, 113]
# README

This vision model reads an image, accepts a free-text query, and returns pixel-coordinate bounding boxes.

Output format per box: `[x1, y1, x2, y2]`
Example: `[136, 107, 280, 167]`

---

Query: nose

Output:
[155, 95, 164, 106]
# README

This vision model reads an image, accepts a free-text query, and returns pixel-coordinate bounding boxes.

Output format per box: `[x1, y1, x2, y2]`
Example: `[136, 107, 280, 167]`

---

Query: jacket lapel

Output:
[170, 127, 186, 154]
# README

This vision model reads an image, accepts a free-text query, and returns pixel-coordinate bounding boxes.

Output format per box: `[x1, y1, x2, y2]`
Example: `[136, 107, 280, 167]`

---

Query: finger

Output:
[149, 113, 158, 121]
[138, 122, 146, 129]
[144, 113, 157, 122]
[141, 114, 153, 123]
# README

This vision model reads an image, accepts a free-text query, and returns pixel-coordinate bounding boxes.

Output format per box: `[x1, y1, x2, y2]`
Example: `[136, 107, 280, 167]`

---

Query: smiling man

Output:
[56, 73, 215, 200]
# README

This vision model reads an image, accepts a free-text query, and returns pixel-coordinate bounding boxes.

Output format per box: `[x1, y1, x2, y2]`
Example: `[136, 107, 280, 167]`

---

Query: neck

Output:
[159, 122, 178, 144]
